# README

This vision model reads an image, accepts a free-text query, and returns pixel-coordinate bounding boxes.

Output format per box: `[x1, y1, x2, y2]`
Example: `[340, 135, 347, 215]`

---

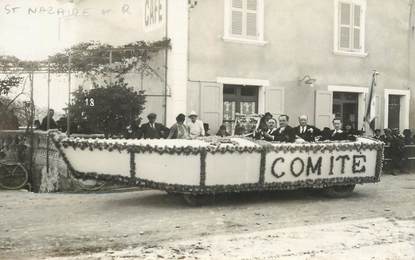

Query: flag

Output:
[364, 71, 378, 134]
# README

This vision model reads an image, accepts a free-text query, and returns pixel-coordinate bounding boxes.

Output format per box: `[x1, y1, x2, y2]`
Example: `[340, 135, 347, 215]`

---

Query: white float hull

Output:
[53, 135, 383, 194]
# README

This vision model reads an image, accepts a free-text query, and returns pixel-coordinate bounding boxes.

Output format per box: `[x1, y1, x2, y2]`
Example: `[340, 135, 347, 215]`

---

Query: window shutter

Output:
[353, 4, 362, 50]
[265, 87, 285, 117]
[315, 90, 333, 129]
[231, 0, 243, 35]
[339, 2, 351, 49]
[246, 0, 257, 37]
[201, 83, 222, 133]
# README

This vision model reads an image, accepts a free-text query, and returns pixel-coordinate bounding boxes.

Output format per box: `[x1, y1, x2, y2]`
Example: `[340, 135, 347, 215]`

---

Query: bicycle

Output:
[0, 150, 29, 190]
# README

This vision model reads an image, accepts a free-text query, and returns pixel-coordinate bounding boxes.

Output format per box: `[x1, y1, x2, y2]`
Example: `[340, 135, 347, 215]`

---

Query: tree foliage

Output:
[69, 78, 146, 137]
[48, 39, 170, 80]
[0, 73, 31, 130]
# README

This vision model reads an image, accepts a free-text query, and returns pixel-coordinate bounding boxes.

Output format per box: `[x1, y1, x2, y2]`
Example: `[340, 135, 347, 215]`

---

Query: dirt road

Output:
[1, 174, 415, 259]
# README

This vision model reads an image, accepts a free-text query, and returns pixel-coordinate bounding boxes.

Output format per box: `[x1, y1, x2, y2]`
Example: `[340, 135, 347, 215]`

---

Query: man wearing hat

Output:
[187, 111, 205, 139]
[140, 113, 169, 139]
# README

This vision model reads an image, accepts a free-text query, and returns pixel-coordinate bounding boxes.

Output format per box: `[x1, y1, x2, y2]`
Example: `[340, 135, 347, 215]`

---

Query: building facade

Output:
[18, 0, 414, 132]
[181, 0, 415, 133]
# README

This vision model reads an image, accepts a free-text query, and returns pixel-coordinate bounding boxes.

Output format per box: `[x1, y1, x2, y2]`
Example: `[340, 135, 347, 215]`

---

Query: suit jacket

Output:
[140, 122, 169, 139]
[40, 116, 57, 131]
[329, 130, 356, 141]
[271, 126, 296, 143]
[262, 128, 278, 141]
[293, 125, 320, 142]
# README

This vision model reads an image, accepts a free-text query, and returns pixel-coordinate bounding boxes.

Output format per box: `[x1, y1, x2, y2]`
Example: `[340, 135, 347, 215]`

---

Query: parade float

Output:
[50, 131, 384, 204]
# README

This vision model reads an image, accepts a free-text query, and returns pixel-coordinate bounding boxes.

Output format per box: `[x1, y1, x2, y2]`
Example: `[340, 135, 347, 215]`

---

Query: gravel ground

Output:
[1, 174, 414, 259]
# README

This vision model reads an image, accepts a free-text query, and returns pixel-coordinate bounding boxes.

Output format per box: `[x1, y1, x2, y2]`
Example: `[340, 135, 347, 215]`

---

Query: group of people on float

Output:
[124, 111, 358, 142]
[127, 111, 214, 140]
[253, 112, 357, 143]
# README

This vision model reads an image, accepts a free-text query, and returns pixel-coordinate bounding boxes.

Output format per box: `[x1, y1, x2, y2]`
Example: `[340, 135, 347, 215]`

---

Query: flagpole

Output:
[363, 70, 378, 136]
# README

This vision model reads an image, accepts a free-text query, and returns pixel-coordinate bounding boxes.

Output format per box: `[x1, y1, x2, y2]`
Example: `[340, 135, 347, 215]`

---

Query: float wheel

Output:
[182, 194, 213, 206]
[322, 184, 356, 198]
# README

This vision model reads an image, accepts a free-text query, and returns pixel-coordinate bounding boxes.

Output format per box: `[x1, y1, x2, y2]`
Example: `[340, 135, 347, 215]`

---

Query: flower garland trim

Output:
[50, 132, 385, 194]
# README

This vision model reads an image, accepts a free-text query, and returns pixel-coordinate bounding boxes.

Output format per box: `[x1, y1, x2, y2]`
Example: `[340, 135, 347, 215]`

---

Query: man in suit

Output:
[293, 115, 320, 142]
[260, 118, 278, 141]
[330, 118, 356, 141]
[140, 113, 169, 139]
[266, 115, 296, 142]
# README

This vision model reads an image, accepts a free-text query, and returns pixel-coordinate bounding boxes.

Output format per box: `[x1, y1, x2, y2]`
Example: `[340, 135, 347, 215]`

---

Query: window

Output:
[224, 0, 266, 45]
[334, 0, 367, 57]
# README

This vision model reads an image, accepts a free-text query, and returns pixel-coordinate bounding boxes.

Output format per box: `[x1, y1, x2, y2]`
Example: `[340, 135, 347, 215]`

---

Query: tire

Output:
[75, 179, 106, 192]
[322, 184, 356, 198]
[0, 163, 29, 190]
[182, 194, 214, 206]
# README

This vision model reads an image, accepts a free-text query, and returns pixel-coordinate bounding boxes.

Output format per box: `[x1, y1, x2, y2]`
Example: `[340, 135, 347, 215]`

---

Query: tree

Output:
[0, 69, 29, 130]
[68, 78, 146, 137]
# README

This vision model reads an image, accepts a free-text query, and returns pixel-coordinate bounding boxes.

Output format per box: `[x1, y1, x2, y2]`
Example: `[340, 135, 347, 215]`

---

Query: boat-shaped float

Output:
[51, 132, 384, 203]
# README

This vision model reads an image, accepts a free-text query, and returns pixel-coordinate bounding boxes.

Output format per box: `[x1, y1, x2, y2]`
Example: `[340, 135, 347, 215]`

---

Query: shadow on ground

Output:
[105, 188, 371, 209]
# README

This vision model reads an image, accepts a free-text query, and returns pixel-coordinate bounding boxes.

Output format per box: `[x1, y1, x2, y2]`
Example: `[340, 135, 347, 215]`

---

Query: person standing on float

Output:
[140, 113, 169, 139]
[270, 115, 296, 143]
[293, 115, 320, 142]
[168, 114, 190, 139]
[187, 111, 205, 139]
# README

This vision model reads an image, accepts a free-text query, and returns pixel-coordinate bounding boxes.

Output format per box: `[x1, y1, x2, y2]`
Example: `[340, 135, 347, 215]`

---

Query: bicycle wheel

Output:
[0, 164, 29, 190]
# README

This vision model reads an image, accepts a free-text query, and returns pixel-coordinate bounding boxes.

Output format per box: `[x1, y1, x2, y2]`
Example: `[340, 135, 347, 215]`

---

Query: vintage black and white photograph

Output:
[0, 0, 414, 259]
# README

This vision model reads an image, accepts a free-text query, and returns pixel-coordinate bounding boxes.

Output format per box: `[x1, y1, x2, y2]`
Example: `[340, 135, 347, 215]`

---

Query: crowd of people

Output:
[372, 127, 414, 175]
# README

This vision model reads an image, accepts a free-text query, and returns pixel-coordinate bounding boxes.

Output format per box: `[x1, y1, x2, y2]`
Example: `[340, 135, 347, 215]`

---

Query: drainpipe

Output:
[408, 0, 415, 87]
[409, 0, 414, 128]
[163, 0, 169, 126]
[409, 0, 414, 87]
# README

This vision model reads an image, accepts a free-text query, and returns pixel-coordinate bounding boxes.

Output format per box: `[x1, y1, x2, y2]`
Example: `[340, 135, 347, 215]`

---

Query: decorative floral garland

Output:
[56, 135, 265, 155]
[50, 132, 385, 194]
[56, 134, 384, 157]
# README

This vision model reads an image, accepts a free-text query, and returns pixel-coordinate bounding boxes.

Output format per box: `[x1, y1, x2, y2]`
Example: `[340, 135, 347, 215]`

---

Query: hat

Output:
[147, 113, 157, 119]
[188, 111, 198, 117]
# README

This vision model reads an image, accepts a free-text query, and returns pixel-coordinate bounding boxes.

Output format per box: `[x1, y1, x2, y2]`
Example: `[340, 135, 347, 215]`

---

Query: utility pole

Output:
[28, 68, 35, 190]
[67, 53, 72, 136]
[46, 58, 51, 174]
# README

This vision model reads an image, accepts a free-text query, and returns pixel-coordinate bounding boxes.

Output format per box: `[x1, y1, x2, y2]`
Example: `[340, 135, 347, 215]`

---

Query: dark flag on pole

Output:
[364, 70, 378, 135]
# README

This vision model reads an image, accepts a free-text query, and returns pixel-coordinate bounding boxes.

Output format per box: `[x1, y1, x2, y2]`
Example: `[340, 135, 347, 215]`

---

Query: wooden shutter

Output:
[201, 83, 222, 133]
[246, 0, 257, 37]
[339, 2, 352, 49]
[231, 0, 243, 35]
[352, 4, 362, 50]
[265, 87, 284, 117]
[315, 90, 333, 129]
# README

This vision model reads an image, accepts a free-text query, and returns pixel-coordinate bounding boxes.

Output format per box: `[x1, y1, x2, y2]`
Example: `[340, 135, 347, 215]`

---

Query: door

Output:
[333, 92, 359, 129]
[223, 85, 259, 132]
[388, 95, 400, 129]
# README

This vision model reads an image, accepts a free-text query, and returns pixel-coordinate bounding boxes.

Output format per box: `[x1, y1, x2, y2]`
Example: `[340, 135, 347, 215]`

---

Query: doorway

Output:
[223, 84, 259, 131]
[332, 92, 359, 129]
[388, 95, 401, 130]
